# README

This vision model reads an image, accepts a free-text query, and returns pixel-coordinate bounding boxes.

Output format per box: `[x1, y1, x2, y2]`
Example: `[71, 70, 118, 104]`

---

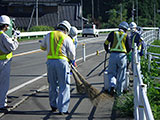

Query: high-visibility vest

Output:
[110, 31, 127, 53]
[131, 33, 142, 50]
[0, 31, 13, 60]
[72, 38, 75, 43]
[47, 31, 69, 61]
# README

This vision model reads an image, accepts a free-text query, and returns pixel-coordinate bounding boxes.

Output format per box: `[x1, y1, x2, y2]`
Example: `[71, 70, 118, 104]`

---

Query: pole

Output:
[92, 0, 94, 20]
[120, 4, 122, 22]
[27, 6, 35, 31]
[81, 0, 83, 30]
[132, 1, 135, 21]
[36, 0, 38, 26]
[82, 43, 86, 62]
[136, 0, 138, 24]
[97, 0, 99, 17]
[154, 3, 156, 27]
[57, 6, 60, 23]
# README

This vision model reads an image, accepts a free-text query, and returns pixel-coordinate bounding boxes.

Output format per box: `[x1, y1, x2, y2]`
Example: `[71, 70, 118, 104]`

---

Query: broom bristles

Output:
[71, 65, 112, 107]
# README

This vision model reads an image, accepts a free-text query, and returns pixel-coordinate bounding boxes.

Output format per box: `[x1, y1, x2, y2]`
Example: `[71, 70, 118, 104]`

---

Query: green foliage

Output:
[140, 40, 160, 119]
[107, 9, 120, 28]
[77, 0, 160, 28]
[100, 23, 108, 29]
[29, 26, 54, 32]
[141, 57, 160, 119]
[114, 92, 134, 117]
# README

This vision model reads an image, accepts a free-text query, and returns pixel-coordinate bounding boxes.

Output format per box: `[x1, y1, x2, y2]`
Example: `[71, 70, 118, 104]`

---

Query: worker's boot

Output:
[109, 87, 116, 96]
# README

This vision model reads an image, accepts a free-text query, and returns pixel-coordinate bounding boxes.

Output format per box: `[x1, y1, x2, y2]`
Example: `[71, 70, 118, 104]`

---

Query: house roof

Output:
[1, 0, 65, 3]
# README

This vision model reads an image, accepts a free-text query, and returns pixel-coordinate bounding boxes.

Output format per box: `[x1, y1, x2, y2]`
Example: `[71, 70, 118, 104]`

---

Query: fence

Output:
[133, 28, 160, 120]
[133, 44, 154, 120]
[143, 29, 160, 79]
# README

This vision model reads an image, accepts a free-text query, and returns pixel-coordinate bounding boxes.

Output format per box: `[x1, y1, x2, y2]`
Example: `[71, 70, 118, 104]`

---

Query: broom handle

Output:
[104, 52, 107, 69]
[71, 68, 82, 84]
[71, 64, 89, 86]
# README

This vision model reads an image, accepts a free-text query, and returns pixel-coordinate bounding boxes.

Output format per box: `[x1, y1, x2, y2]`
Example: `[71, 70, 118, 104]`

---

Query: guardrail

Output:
[133, 44, 154, 120]
[17, 27, 159, 39]
[18, 30, 82, 39]
[133, 28, 160, 120]
[143, 29, 160, 80]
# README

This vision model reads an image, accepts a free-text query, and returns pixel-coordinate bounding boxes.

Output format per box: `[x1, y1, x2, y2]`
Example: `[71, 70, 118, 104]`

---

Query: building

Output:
[0, 0, 82, 30]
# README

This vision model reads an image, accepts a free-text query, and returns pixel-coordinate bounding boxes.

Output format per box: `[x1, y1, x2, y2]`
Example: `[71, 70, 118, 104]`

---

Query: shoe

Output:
[51, 106, 57, 112]
[123, 89, 129, 94]
[109, 87, 116, 96]
[59, 111, 69, 115]
[0, 106, 12, 112]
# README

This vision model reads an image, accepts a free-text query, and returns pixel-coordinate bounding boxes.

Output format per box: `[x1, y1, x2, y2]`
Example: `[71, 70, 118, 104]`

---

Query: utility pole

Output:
[36, 0, 38, 26]
[120, 3, 122, 22]
[27, 6, 35, 31]
[97, 0, 99, 17]
[132, 1, 135, 21]
[154, 2, 156, 27]
[136, 0, 138, 24]
[81, 0, 83, 30]
[92, 0, 94, 20]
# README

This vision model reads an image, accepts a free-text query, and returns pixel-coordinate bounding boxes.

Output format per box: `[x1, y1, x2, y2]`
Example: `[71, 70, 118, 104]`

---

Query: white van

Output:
[82, 24, 99, 37]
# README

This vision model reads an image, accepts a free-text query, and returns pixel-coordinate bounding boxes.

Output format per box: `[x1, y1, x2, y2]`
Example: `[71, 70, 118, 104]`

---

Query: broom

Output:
[71, 64, 112, 107]
[71, 68, 86, 94]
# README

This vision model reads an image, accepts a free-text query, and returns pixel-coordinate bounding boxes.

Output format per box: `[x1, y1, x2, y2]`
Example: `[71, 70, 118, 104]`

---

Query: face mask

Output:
[6, 24, 10, 30]
[131, 28, 136, 33]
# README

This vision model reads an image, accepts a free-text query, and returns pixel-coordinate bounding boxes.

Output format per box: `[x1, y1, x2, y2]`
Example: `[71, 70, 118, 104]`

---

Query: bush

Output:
[29, 26, 54, 32]
[114, 92, 134, 117]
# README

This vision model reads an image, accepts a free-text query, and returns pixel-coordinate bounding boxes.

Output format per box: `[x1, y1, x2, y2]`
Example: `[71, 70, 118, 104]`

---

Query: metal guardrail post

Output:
[141, 84, 154, 120]
[139, 84, 147, 120]
[148, 53, 152, 72]
[144, 44, 148, 59]
[104, 71, 109, 90]
[159, 27, 160, 40]
[124, 71, 129, 91]
[82, 43, 86, 62]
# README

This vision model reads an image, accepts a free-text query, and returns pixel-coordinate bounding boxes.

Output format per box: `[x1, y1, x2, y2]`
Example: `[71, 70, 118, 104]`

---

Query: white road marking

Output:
[13, 49, 43, 57]
[8, 49, 105, 95]
[7, 73, 47, 95]
[19, 40, 39, 45]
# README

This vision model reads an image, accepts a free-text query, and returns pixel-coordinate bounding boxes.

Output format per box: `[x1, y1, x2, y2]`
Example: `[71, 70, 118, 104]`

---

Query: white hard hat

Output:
[70, 26, 78, 37]
[0, 15, 11, 26]
[129, 22, 137, 29]
[58, 20, 71, 32]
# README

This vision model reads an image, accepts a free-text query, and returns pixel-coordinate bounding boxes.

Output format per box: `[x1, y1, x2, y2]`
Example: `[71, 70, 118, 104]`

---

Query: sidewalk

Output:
[0, 52, 133, 120]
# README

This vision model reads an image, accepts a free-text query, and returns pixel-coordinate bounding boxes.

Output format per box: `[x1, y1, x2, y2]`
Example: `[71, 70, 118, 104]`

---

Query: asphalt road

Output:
[9, 34, 107, 94]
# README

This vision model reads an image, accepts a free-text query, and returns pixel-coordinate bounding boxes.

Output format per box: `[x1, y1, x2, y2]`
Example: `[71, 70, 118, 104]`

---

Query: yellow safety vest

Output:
[72, 38, 75, 43]
[47, 31, 69, 61]
[0, 31, 13, 60]
[132, 33, 142, 50]
[110, 31, 127, 53]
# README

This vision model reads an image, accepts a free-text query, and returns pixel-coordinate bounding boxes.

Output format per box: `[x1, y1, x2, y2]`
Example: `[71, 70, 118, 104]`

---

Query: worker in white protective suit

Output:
[40, 20, 75, 115]
[69, 26, 78, 48]
[69, 26, 78, 67]
[0, 15, 19, 111]
[104, 21, 132, 96]
[129, 22, 144, 70]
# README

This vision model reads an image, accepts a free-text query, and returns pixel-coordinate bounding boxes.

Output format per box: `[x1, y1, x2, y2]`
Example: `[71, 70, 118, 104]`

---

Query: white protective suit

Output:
[0, 31, 19, 108]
